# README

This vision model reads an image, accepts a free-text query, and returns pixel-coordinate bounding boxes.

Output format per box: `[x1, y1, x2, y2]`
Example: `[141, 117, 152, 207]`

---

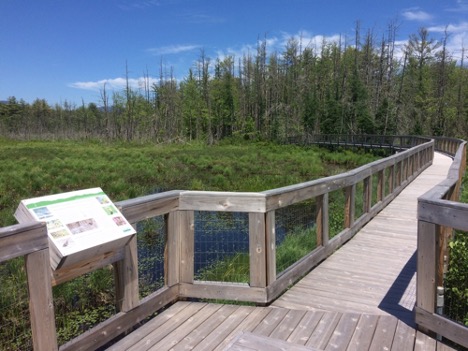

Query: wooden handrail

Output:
[0, 223, 58, 351]
[416, 138, 468, 348]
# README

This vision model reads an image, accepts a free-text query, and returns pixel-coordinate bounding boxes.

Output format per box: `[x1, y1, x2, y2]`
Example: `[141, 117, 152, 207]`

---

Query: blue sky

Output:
[1, 0, 467, 106]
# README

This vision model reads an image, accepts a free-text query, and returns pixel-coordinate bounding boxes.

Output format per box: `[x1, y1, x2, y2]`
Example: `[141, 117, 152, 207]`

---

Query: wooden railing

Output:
[3, 135, 460, 350]
[416, 137, 468, 348]
[288, 134, 430, 152]
[0, 223, 57, 351]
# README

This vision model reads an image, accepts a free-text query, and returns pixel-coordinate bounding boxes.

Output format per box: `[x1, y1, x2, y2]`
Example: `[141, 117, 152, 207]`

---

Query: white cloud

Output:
[181, 13, 225, 25]
[428, 22, 468, 61]
[69, 77, 159, 92]
[428, 22, 468, 33]
[118, 0, 161, 11]
[147, 44, 200, 56]
[402, 9, 433, 22]
[279, 31, 342, 53]
[215, 31, 343, 63]
[446, 0, 468, 12]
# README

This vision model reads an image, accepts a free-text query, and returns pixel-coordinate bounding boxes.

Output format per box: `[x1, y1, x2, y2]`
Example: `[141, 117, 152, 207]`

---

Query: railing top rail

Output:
[419, 139, 466, 204]
[263, 140, 433, 200]
[431, 135, 465, 143]
[295, 134, 432, 143]
[116, 189, 182, 222]
[0, 221, 44, 239]
[0, 221, 48, 263]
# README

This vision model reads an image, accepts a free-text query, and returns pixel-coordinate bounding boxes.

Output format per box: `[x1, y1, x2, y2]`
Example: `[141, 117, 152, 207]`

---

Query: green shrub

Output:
[445, 233, 468, 326]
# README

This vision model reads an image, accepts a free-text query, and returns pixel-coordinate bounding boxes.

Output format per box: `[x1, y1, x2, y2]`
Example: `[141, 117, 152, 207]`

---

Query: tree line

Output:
[1, 25, 467, 142]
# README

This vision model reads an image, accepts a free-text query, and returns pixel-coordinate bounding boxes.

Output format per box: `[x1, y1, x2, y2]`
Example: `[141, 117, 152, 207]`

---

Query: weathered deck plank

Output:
[106, 153, 458, 351]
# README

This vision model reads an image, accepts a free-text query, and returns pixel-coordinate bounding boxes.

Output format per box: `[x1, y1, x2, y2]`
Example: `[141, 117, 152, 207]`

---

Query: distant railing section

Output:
[3, 134, 458, 351]
[416, 137, 468, 348]
[287, 134, 430, 152]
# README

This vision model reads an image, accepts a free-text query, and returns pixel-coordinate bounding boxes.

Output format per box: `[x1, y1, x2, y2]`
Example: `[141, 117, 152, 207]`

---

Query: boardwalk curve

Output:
[106, 153, 458, 350]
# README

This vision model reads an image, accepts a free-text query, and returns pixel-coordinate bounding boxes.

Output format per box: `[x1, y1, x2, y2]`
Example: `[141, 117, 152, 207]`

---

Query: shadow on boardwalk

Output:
[378, 251, 416, 326]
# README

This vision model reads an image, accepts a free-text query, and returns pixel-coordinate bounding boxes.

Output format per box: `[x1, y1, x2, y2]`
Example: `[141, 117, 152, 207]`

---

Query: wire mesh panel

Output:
[354, 180, 365, 220]
[444, 230, 468, 326]
[329, 189, 346, 238]
[194, 211, 250, 283]
[275, 199, 317, 275]
[0, 258, 32, 351]
[136, 216, 166, 298]
[53, 267, 116, 346]
[384, 166, 392, 197]
[395, 161, 402, 187]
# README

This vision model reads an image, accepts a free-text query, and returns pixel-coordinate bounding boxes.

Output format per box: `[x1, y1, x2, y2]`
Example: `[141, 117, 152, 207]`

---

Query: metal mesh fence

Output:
[384, 166, 392, 198]
[49, 215, 167, 346]
[275, 199, 317, 275]
[194, 211, 250, 283]
[355, 181, 365, 220]
[395, 162, 402, 187]
[53, 267, 116, 346]
[136, 216, 166, 298]
[0, 217, 168, 351]
[0, 258, 32, 351]
[329, 189, 346, 238]
[443, 230, 468, 327]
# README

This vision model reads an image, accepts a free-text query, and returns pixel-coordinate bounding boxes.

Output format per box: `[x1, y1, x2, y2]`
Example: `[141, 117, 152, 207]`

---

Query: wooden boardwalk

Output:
[272, 153, 453, 323]
[107, 153, 457, 351]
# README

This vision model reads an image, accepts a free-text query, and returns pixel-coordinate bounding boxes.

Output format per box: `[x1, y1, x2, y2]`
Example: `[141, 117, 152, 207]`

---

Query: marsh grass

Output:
[276, 227, 317, 273]
[195, 226, 318, 284]
[275, 199, 317, 274]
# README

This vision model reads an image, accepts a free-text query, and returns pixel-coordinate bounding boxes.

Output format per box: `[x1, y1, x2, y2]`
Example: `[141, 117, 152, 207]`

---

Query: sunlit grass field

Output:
[0, 137, 379, 227]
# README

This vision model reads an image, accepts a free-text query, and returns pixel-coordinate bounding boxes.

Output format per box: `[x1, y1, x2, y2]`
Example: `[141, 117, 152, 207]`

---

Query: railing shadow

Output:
[378, 251, 417, 327]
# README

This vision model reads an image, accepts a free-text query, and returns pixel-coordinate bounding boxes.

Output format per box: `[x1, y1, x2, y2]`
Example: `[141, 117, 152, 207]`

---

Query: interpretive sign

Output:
[15, 187, 135, 270]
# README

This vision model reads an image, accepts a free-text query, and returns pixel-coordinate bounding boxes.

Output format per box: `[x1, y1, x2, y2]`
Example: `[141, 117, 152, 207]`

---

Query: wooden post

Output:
[114, 235, 139, 312]
[344, 185, 355, 228]
[265, 211, 276, 285]
[416, 220, 438, 331]
[25, 249, 58, 351]
[403, 158, 408, 181]
[363, 176, 372, 213]
[316, 193, 329, 247]
[377, 170, 384, 202]
[165, 212, 181, 287]
[249, 212, 267, 288]
[179, 211, 195, 284]
[409, 155, 413, 177]
[388, 165, 394, 195]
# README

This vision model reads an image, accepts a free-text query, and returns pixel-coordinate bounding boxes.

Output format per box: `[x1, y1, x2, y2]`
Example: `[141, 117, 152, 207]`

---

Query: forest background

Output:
[1, 26, 467, 142]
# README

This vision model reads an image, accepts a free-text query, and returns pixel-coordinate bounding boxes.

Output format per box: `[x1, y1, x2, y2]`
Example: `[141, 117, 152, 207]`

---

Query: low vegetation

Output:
[445, 174, 468, 326]
[0, 138, 379, 228]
